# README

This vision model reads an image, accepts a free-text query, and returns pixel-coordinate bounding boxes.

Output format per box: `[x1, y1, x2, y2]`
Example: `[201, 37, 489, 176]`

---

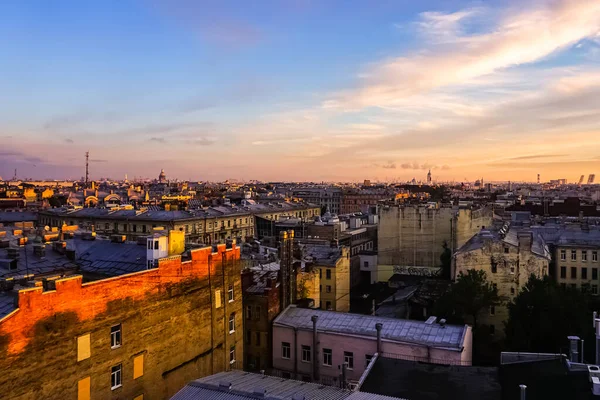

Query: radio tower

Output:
[85, 151, 89, 188]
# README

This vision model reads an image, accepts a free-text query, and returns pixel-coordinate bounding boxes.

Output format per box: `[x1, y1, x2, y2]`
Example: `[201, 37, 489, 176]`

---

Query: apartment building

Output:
[0, 241, 243, 399]
[271, 306, 472, 385]
[455, 225, 551, 339]
[304, 245, 350, 312]
[555, 228, 600, 293]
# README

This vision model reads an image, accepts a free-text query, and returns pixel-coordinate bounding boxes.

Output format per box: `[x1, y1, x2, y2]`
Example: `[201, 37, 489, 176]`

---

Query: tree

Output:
[439, 241, 452, 280]
[434, 269, 499, 328]
[504, 275, 593, 355]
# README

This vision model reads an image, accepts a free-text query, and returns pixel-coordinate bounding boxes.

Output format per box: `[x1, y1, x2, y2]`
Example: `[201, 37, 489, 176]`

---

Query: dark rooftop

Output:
[361, 357, 501, 400]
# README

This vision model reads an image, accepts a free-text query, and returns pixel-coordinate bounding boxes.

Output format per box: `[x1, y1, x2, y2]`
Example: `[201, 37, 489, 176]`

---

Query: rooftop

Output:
[170, 370, 406, 400]
[0, 211, 38, 223]
[361, 356, 500, 400]
[456, 226, 551, 259]
[274, 306, 468, 351]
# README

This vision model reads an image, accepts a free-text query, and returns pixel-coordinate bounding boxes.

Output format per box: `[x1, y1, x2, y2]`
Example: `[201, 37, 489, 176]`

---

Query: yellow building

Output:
[555, 229, 600, 293]
[306, 245, 350, 312]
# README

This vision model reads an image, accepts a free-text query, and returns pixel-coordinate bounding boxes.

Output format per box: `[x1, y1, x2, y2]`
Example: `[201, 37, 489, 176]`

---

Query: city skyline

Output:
[2, 0, 600, 181]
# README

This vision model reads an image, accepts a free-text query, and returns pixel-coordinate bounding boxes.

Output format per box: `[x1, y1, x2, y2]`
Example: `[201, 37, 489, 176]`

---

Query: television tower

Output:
[85, 151, 89, 188]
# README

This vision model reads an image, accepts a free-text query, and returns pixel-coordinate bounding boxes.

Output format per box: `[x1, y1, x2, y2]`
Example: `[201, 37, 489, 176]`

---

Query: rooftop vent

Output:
[439, 318, 446, 328]
[253, 388, 266, 398]
[218, 381, 232, 391]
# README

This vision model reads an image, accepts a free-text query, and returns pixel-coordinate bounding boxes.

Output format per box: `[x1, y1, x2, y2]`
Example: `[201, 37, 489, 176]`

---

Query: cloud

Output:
[64, 138, 74, 144]
[326, 0, 600, 109]
[382, 162, 396, 169]
[186, 137, 216, 146]
[90, 159, 108, 163]
[150, 137, 166, 144]
[44, 113, 90, 130]
[508, 154, 567, 160]
[179, 98, 215, 113]
[0, 151, 22, 157]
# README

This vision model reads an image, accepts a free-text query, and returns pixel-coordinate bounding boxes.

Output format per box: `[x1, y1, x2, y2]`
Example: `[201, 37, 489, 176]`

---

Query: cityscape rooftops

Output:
[273, 305, 469, 351]
[456, 226, 551, 259]
[170, 370, 406, 400]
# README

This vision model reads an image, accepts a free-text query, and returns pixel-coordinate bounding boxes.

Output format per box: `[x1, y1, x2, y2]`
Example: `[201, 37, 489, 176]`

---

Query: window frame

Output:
[110, 324, 122, 349]
[229, 346, 236, 364]
[228, 284, 234, 303]
[560, 249, 566, 261]
[301, 345, 311, 363]
[571, 250, 577, 261]
[111, 364, 122, 390]
[344, 351, 354, 369]
[282, 342, 291, 359]
[323, 348, 332, 366]
[228, 313, 235, 334]
[560, 266, 567, 279]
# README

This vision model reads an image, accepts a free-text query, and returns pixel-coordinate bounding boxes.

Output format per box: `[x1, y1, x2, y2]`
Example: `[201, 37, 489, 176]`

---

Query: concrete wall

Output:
[377, 205, 492, 282]
[0, 244, 243, 400]
[272, 323, 471, 383]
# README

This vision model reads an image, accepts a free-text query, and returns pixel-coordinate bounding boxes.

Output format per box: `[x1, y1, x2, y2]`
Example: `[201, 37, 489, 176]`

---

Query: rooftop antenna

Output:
[13, 168, 17, 181]
[85, 151, 89, 188]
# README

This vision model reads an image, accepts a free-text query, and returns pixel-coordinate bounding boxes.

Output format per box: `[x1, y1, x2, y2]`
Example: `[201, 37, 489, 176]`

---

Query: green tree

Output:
[434, 269, 500, 328]
[504, 275, 593, 355]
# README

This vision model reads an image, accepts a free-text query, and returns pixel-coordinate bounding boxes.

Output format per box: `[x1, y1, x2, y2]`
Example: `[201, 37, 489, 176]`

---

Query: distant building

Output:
[427, 170, 432, 184]
[377, 204, 493, 282]
[291, 187, 342, 215]
[303, 244, 350, 312]
[454, 225, 550, 339]
[271, 306, 472, 385]
[158, 168, 167, 183]
[553, 227, 600, 293]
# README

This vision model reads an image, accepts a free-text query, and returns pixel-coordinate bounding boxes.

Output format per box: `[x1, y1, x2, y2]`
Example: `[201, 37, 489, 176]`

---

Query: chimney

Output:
[376, 323, 383, 354]
[520, 384, 527, 400]
[568, 336, 581, 363]
[241, 269, 254, 291]
[218, 381, 232, 391]
[65, 248, 76, 261]
[517, 231, 533, 251]
[312, 315, 319, 382]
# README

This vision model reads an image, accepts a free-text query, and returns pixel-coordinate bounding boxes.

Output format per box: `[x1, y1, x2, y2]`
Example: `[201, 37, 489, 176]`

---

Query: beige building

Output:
[454, 226, 550, 339]
[377, 204, 493, 282]
[554, 228, 600, 293]
[303, 245, 350, 312]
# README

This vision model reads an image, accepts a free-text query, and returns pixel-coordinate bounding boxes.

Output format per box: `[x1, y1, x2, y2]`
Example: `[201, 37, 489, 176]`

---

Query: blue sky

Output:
[1, 0, 600, 182]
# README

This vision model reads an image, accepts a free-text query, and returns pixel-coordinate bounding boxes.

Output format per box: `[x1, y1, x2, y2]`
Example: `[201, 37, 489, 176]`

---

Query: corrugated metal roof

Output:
[171, 371, 407, 400]
[274, 306, 467, 350]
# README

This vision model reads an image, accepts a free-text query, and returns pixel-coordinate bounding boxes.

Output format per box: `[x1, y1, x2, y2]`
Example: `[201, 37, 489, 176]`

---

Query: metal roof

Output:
[0, 211, 38, 223]
[171, 371, 407, 400]
[455, 227, 551, 259]
[274, 305, 468, 351]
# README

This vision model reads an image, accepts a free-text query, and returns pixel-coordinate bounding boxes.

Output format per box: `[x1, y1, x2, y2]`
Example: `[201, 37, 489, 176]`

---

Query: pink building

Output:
[272, 306, 472, 385]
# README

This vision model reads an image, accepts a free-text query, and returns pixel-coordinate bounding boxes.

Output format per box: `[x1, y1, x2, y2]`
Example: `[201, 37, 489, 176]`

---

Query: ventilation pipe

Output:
[312, 315, 319, 383]
[376, 323, 383, 354]
[519, 384, 527, 400]
[568, 336, 581, 363]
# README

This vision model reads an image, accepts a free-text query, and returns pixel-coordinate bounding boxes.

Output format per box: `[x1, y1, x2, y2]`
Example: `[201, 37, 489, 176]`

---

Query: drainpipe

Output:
[582, 339, 585, 364]
[375, 323, 383, 354]
[294, 327, 298, 379]
[312, 315, 319, 382]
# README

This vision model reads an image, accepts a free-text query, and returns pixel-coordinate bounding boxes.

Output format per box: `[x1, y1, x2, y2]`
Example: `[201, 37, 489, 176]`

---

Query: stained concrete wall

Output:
[0, 244, 243, 400]
[377, 205, 492, 282]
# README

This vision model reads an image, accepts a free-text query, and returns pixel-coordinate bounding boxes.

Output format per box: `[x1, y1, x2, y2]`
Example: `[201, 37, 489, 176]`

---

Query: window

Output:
[510, 266, 515, 274]
[561, 266, 567, 279]
[571, 267, 577, 279]
[142, 225, 147, 233]
[147, 241, 152, 250]
[246, 330, 251, 345]
[583, 251, 588, 262]
[154, 240, 159, 250]
[147, 260, 154, 269]
[326, 269, 331, 279]
[282, 342, 291, 359]
[215, 290, 222, 308]
[510, 287, 515, 295]
[594, 285, 599, 295]
[326, 285, 332, 293]
[560, 249, 566, 261]
[491, 261, 497, 274]
[230, 346, 236, 364]
[489, 325, 495, 335]
[594, 268, 598, 280]
[228, 284, 234, 302]
[582, 268, 588, 280]
[593, 251, 598, 262]
[571, 250, 577, 261]
[365, 354, 373, 368]
[319, 269, 322, 279]
[504, 247, 509, 254]
[229, 313, 235, 333]
[319, 285, 322, 293]
[323, 348, 332, 366]
[111, 324, 122, 349]
[364, 261, 369, 268]
[77, 334, 91, 361]
[111, 364, 122, 390]
[302, 345, 311, 362]
[246, 305, 252, 320]
[132, 224, 137, 233]
[255, 332, 261, 346]
[344, 351, 354, 369]
[490, 306, 495, 316]
[326, 301, 332, 310]
[133, 354, 144, 379]
[105, 223, 110, 230]
[255, 306, 261, 320]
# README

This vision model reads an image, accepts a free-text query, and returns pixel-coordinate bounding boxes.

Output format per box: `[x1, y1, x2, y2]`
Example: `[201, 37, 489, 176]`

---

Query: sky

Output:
[1, 0, 600, 183]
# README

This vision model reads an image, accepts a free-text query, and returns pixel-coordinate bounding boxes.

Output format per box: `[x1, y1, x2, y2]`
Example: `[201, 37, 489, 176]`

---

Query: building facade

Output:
[0, 244, 243, 400]
[272, 306, 472, 385]
[308, 246, 350, 312]
[377, 204, 493, 282]
[554, 228, 600, 293]
[454, 227, 551, 339]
